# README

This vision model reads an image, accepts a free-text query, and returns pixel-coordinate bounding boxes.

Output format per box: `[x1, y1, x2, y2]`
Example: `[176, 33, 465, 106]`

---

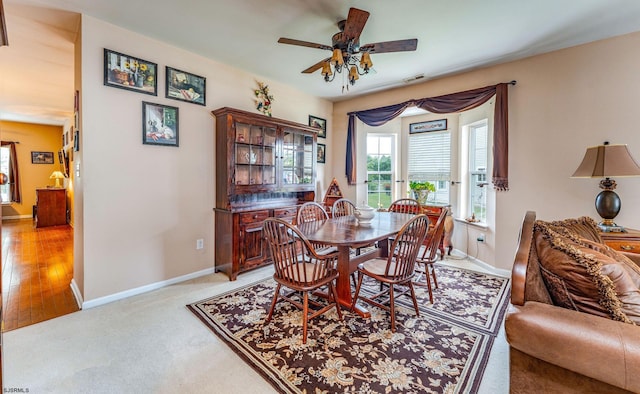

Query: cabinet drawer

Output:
[604, 240, 640, 254]
[239, 210, 269, 224]
[422, 206, 443, 215]
[274, 207, 298, 219]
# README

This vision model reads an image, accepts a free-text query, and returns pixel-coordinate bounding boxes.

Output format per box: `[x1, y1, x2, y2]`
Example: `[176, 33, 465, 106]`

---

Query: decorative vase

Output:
[135, 73, 144, 88]
[413, 190, 429, 204]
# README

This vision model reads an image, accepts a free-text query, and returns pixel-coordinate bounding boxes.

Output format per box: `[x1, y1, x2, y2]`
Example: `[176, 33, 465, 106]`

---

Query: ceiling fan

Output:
[277, 7, 418, 90]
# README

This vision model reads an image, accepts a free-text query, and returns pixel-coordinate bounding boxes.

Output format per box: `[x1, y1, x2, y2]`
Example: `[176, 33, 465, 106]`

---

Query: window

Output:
[1, 146, 10, 202]
[366, 134, 395, 209]
[468, 121, 488, 222]
[407, 130, 450, 204]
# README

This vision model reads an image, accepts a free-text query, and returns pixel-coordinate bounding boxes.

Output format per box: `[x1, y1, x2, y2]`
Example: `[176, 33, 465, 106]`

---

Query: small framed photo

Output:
[31, 151, 54, 164]
[409, 119, 448, 134]
[142, 102, 179, 147]
[166, 67, 206, 106]
[74, 129, 80, 152]
[104, 48, 157, 95]
[309, 115, 326, 138]
[317, 143, 326, 164]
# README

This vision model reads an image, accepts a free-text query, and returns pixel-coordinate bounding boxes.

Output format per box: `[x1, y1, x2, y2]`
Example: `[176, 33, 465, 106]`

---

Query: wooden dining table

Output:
[297, 211, 415, 317]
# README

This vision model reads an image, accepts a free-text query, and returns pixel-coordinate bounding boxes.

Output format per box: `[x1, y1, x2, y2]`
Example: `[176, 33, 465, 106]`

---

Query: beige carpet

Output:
[4, 255, 510, 393]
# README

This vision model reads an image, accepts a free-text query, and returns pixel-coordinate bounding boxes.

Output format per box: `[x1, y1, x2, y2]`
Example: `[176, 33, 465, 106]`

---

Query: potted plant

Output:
[409, 181, 436, 204]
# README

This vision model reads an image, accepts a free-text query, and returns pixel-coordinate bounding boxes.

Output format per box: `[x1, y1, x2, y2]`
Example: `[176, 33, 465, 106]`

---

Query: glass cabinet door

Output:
[281, 128, 314, 187]
[234, 122, 276, 187]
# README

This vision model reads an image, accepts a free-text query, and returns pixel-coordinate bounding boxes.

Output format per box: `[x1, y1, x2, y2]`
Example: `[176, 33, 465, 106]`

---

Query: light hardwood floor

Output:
[2, 219, 78, 331]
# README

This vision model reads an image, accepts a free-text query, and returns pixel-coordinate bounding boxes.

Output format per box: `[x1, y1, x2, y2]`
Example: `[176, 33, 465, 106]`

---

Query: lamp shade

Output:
[571, 144, 640, 178]
[321, 61, 332, 77]
[50, 171, 65, 188]
[330, 48, 344, 67]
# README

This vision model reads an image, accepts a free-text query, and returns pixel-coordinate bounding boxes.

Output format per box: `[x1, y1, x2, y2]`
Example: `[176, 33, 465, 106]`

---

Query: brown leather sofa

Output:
[505, 211, 640, 393]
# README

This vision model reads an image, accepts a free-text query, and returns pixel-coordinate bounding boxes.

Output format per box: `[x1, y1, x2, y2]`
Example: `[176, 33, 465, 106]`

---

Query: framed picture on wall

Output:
[142, 102, 179, 147]
[104, 48, 158, 96]
[409, 119, 448, 134]
[166, 67, 206, 105]
[31, 151, 54, 164]
[74, 129, 80, 152]
[309, 115, 326, 138]
[317, 143, 326, 164]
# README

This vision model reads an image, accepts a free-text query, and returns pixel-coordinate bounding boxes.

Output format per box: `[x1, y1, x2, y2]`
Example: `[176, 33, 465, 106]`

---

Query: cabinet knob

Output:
[253, 214, 259, 219]
[621, 245, 634, 251]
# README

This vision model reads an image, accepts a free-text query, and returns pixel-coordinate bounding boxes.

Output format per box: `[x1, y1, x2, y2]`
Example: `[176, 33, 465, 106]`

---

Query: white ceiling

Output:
[3, 0, 640, 125]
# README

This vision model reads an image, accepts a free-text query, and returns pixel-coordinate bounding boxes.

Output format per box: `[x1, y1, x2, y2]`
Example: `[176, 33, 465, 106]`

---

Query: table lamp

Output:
[571, 142, 640, 232]
[50, 171, 65, 188]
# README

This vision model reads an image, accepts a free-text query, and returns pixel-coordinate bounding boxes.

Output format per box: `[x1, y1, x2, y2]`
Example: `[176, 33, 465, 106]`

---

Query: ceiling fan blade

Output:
[361, 39, 418, 54]
[342, 8, 370, 43]
[302, 58, 331, 74]
[278, 37, 333, 51]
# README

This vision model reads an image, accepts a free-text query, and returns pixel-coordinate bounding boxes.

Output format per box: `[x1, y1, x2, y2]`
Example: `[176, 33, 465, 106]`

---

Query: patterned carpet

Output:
[188, 265, 510, 393]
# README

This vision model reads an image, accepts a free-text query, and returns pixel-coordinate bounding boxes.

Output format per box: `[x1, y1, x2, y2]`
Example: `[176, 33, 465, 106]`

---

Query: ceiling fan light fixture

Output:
[321, 62, 333, 81]
[277, 7, 417, 92]
[360, 52, 373, 71]
[331, 48, 344, 68]
[349, 66, 359, 85]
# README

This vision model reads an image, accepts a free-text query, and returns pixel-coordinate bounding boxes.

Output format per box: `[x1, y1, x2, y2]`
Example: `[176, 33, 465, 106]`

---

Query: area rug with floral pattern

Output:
[187, 265, 510, 393]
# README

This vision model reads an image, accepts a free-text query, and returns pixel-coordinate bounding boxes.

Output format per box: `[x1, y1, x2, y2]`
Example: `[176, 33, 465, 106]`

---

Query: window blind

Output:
[408, 131, 450, 181]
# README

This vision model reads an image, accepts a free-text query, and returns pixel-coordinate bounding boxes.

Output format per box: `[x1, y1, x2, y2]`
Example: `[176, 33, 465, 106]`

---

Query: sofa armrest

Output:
[505, 301, 640, 392]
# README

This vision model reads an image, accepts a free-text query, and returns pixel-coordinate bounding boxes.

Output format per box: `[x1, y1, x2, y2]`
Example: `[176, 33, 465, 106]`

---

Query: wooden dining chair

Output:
[388, 198, 422, 214]
[296, 201, 336, 255]
[331, 198, 356, 218]
[263, 218, 342, 344]
[297, 201, 329, 224]
[414, 208, 448, 303]
[351, 214, 430, 332]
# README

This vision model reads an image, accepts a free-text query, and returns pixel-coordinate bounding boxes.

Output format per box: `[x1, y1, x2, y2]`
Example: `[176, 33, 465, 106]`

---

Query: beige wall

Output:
[1, 121, 65, 218]
[79, 16, 332, 302]
[334, 31, 640, 271]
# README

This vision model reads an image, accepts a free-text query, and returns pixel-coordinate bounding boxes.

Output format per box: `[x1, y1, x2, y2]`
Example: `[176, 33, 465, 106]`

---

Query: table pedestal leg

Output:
[335, 246, 371, 317]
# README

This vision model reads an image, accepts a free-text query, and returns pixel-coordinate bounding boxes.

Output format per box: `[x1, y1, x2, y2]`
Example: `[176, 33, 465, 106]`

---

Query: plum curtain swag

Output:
[345, 81, 514, 191]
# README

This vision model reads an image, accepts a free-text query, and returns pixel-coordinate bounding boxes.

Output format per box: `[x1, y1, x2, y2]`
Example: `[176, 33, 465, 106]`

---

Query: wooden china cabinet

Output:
[213, 107, 318, 280]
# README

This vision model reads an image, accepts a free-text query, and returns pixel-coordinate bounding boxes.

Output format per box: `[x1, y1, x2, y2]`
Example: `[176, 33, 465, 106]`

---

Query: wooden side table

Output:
[422, 204, 453, 259]
[601, 228, 640, 254]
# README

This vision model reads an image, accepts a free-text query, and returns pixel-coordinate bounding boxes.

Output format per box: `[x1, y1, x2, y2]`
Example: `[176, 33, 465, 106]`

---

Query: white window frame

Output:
[365, 134, 396, 209]
[0, 146, 11, 203]
[463, 119, 489, 223]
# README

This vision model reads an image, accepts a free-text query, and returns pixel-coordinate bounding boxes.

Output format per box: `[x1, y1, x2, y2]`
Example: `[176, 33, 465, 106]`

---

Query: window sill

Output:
[454, 217, 489, 229]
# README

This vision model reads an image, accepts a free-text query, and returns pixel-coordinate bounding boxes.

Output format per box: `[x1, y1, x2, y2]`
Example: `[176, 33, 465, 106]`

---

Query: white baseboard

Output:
[447, 248, 511, 278]
[81, 267, 216, 309]
[2, 214, 33, 220]
[70, 279, 83, 309]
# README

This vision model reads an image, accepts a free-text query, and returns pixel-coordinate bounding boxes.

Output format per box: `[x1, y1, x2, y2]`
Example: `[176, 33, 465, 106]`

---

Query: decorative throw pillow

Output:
[576, 238, 640, 288]
[547, 216, 603, 244]
[534, 220, 640, 324]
